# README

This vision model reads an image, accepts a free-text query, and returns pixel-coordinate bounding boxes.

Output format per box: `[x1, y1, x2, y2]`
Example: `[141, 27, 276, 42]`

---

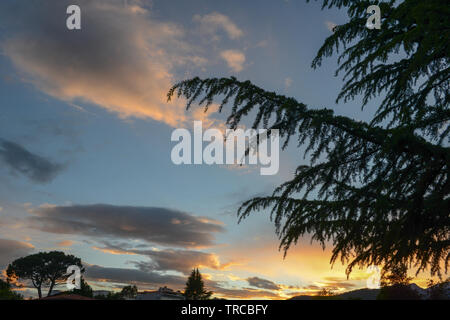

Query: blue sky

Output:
[0, 0, 422, 299]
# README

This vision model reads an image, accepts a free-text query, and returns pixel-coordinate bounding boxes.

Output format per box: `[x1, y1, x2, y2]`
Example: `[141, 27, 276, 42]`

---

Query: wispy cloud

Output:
[220, 50, 246, 72]
[193, 12, 243, 40]
[57, 240, 74, 247]
[247, 276, 281, 290]
[131, 248, 236, 275]
[284, 77, 293, 88]
[325, 21, 337, 32]
[0, 138, 64, 183]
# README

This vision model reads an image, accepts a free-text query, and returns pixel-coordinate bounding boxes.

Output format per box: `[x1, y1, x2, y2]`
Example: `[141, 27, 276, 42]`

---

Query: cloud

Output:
[284, 77, 293, 88]
[325, 21, 337, 32]
[193, 12, 243, 40]
[321, 276, 357, 290]
[57, 240, 74, 247]
[0, 0, 207, 127]
[0, 239, 34, 268]
[220, 50, 246, 72]
[92, 246, 137, 256]
[27, 204, 224, 248]
[131, 248, 234, 274]
[84, 264, 186, 289]
[247, 276, 281, 290]
[0, 138, 64, 183]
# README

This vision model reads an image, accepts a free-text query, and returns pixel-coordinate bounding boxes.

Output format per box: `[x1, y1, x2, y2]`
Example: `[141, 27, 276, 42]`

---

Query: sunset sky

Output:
[0, 0, 432, 299]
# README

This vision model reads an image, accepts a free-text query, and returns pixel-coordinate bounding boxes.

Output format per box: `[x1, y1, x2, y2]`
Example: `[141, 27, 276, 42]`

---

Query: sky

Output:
[0, 0, 433, 299]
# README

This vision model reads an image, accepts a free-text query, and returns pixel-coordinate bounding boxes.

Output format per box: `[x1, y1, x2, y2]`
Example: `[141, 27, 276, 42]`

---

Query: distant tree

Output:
[380, 264, 413, 287]
[71, 277, 93, 298]
[6, 251, 83, 298]
[184, 268, 212, 300]
[317, 288, 335, 297]
[105, 291, 124, 300]
[377, 264, 420, 300]
[120, 285, 138, 299]
[168, 0, 449, 278]
[0, 279, 23, 300]
[94, 291, 125, 300]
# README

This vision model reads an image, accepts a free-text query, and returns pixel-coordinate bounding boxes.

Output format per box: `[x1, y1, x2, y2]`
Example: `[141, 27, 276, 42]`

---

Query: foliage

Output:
[0, 279, 23, 300]
[120, 285, 138, 299]
[168, 0, 449, 277]
[184, 268, 212, 300]
[6, 251, 83, 298]
[380, 263, 413, 286]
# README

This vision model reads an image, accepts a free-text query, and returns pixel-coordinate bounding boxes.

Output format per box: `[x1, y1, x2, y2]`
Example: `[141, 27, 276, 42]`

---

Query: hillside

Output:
[290, 283, 450, 300]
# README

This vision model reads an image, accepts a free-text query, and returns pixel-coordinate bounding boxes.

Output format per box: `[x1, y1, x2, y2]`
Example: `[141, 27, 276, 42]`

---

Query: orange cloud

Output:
[193, 12, 244, 40]
[92, 246, 137, 256]
[220, 50, 246, 72]
[2, 0, 210, 128]
[57, 240, 74, 247]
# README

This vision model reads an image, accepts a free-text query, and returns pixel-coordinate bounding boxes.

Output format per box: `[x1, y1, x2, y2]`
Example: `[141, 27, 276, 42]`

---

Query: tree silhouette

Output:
[0, 279, 23, 300]
[6, 251, 83, 298]
[168, 0, 449, 277]
[377, 263, 420, 300]
[184, 268, 212, 300]
[71, 277, 93, 298]
[120, 285, 138, 299]
[380, 264, 413, 287]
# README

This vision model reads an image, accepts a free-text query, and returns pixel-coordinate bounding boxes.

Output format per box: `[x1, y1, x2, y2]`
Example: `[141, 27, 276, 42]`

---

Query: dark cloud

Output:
[0, 139, 64, 183]
[322, 277, 356, 289]
[246, 276, 281, 290]
[131, 249, 231, 275]
[0, 238, 34, 268]
[27, 204, 224, 248]
[84, 264, 186, 289]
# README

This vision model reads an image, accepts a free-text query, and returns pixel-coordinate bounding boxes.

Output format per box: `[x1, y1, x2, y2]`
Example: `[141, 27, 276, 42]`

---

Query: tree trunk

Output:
[47, 281, 55, 297]
[37, 286, 42, 299]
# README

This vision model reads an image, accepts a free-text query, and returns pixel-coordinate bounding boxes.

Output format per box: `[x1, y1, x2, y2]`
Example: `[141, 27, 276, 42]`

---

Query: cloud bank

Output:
[0, 239, 34, 268]
[27, 204, 224, 248]
[131, 248, 233, 274]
